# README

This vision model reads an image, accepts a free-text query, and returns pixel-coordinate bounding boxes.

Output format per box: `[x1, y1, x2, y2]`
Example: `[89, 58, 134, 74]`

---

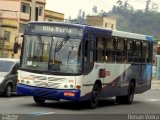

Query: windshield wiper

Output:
[55, 34, 70, 52]
[37, 35, 43, 49]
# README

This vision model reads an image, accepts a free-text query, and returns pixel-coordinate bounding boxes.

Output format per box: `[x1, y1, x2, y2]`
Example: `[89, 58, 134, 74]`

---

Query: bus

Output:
[16, 22, 153, 108]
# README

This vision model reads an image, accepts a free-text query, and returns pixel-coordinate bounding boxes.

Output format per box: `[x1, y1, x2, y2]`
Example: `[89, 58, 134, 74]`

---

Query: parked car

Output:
[0, 58, 19, 97]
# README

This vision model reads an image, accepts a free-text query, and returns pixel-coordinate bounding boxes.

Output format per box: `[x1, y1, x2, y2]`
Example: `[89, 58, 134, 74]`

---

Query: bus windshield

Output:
[21, 35, 82, 74]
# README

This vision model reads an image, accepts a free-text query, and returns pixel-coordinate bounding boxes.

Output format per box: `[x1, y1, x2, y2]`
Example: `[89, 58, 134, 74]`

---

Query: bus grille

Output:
[31, 75, 65, 88]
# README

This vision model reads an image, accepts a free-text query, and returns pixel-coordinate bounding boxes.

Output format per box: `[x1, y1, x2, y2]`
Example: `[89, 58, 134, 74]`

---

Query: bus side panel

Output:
[101, 64, 128, 98]
[97, 63, 152, 98]
[135, 64, 152, 94]
[80, 63, 105, 100]
[78, 63, 151, 100]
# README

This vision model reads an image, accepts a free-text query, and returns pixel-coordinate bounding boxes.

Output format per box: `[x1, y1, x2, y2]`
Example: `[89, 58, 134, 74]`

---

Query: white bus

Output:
[17, 22, 153, 108]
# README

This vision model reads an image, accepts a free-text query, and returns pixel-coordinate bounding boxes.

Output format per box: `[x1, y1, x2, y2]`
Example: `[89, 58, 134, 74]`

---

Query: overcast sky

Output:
[45, 0, 160, 19]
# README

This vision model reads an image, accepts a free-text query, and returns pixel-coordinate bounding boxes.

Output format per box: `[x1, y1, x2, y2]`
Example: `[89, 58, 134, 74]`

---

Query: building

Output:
[0, 0, 64, 58]
[86, 16, 116, 30]
[0, 0, 46, 58]
[45, 10, 64, 22]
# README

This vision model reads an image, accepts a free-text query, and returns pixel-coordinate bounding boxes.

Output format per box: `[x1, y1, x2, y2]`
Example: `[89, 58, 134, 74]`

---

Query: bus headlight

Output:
[64, 85, 68, 88]
[70, 84, 74, 88]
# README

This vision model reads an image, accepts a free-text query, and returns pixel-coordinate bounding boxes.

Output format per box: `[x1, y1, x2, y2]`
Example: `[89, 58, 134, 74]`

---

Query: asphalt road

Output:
[0, 88, 160, 120]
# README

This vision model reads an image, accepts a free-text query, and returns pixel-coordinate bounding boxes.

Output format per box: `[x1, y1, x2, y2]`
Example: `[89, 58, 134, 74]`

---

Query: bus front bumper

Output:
[17, 84, 80, 101]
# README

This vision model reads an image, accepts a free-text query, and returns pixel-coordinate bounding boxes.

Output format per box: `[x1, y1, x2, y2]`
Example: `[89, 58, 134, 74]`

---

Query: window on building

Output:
[21, 2, 30, 13]
[111, 24, 114, 29]
[19, 23, 26, 33]
[39, 7, 43, 16]
[105, 23, 107, 28]
[4, 31, 10, 41]
[48, 18, 53, 21]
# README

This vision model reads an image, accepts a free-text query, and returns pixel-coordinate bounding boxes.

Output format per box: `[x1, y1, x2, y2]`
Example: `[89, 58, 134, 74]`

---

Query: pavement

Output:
[151, 77, 160, 89]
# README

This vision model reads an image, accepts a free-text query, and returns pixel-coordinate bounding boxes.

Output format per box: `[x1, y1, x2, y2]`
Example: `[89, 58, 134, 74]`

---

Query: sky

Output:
[45, 0, 160, 19]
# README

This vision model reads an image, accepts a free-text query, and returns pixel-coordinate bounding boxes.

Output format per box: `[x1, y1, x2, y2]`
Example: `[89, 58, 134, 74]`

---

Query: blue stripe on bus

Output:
[146, 35, 153, 41]
[17, 84, 80, 101]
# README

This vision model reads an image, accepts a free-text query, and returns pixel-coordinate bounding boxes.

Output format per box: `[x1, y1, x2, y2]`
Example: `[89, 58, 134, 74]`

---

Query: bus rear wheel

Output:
[116, 82, 135, 104]
[33, 96, 45, 104]
[125, 82, 135, 104]
[89, 84, 100, 109]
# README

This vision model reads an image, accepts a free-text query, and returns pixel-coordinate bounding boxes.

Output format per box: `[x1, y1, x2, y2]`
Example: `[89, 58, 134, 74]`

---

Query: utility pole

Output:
[31, 0, 36, 21]
[0, 10, 4, 58]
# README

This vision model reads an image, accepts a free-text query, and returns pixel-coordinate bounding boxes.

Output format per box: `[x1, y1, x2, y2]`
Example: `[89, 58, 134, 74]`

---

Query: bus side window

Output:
[96, 36, 105, 62]
[105, 37, 115, 62]
[135, 41, 141, 62]
[148, 43, 153, 63]
[84, 38, 94, 63]
[127, 40, 135, 63]
[116, 38, 126, 63]
[83, 35, 95, 75]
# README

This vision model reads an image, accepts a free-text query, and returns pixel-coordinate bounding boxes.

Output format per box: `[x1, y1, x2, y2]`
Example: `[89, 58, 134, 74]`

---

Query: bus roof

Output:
[27, 21, 87, 28]
[112, 30, 153, 41]
[27, 22, 153, 41]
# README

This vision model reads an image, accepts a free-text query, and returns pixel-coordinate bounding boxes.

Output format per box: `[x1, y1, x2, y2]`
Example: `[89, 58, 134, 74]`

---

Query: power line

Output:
[89, 0, 115, 12]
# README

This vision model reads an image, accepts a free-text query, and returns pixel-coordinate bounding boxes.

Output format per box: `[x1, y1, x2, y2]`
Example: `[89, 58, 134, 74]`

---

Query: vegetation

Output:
[108, 1, 160, 42]
[70, 1, 160, 41]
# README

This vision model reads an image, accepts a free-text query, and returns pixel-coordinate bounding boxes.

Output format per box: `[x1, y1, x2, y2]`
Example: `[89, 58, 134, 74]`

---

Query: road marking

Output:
[29, 111, 55, 116]
[146, 99, 160, 102]
[151, 88, 160, 90]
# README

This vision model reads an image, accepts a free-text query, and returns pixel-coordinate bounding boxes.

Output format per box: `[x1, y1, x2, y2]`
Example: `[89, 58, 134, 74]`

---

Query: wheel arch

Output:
[94, 79, 102, 90]
[5, 80, 14, 89]
[130, 79, 136, 87]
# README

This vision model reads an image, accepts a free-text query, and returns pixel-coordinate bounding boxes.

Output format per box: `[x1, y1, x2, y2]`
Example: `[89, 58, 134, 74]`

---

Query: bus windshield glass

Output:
[21, 35, 82, 74]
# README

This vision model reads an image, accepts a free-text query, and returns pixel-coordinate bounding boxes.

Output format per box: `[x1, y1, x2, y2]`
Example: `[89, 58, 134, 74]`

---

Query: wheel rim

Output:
[91, 86, 99, 105]
[7, 86, 12, 97]
[129, 84, 135, 102]
[92, 91, 98, 104]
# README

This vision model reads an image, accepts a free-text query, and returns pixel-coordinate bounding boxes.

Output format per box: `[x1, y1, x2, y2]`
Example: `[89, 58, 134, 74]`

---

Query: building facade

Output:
[44, 10, 64, 22]
[86, 16, 117, 30]
[0, 0, 64, 58]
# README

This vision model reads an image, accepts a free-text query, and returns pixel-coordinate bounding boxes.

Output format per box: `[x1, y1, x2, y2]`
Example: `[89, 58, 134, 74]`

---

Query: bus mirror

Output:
[20, 34, 24, 38]
[13, 42, 19, 54]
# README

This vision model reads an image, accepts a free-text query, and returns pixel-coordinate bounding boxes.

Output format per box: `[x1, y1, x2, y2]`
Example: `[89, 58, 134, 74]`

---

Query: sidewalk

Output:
[151, 78, 160, 89]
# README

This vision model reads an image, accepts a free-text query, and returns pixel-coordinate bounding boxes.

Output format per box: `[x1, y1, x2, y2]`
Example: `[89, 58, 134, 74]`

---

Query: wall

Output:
[86, 16, 117, 30]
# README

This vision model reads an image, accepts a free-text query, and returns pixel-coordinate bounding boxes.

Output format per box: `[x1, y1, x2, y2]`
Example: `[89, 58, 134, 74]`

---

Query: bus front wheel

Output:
[33, 96, 45, 104]
[89, 84, 100, 109]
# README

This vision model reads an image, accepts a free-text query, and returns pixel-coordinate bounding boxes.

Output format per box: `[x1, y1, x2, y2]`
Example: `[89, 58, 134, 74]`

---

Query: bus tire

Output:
[124, 82, 135, 104]
[33, 96, 45, 104]
[89, 84, 100, 109]
[116, 82, 135, 104]
[116, 96, 124, 104]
